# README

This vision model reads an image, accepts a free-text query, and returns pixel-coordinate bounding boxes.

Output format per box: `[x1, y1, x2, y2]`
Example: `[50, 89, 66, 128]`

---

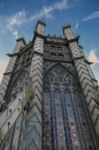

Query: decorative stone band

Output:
[63, 26, 99, 140]
[29, 33, 44, 149]
[6, 53, 19, 57]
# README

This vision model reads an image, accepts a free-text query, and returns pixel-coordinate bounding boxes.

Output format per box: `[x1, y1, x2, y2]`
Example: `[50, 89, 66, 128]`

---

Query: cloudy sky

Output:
[0, 0, 99, 82]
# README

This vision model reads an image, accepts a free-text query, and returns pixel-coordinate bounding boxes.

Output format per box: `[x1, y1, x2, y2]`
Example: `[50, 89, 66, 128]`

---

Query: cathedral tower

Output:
[0, 21, 99, 150]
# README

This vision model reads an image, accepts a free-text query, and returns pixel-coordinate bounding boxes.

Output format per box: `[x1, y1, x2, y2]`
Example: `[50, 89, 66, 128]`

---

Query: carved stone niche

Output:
[11, 90, 17, 99]
[0, 102, 7, 112]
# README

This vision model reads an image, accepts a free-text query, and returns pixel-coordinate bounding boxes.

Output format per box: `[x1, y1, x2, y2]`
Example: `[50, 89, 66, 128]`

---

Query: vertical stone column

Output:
[63, 25, 99, 139]
[30, 21, 45, 150]
[0, 38, 26, 103]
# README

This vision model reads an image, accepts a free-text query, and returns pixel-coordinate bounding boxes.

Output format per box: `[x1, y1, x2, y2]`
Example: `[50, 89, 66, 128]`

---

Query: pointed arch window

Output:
[43, 64, 96, 150]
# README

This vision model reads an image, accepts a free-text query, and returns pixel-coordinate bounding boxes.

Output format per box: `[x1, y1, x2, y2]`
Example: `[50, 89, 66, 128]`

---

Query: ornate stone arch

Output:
[44, 63, 79, 92]
[43, 63, 96, 150]
[44, 62, 79, 84]
[5, 69, 30, 102]
[43, 63, 75, 149]
[11, 69, 29, 88]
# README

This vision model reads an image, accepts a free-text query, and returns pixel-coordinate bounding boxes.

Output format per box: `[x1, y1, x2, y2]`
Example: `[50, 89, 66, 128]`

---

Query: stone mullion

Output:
[30, 36, 44, 150]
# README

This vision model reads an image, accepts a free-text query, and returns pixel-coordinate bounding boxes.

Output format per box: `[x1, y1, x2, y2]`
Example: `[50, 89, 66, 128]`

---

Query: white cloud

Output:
[54, 0, 68, 10]
[88, 49, 99, 64]
[83, 10, 99, 22]
[75, 10, 99, 29]
[0, 0, 68, 39]
[30, 0, 68, 20]
[75, 22, 79, 29]
[6, 10, 28, 39]
[12, 31, 19, 39]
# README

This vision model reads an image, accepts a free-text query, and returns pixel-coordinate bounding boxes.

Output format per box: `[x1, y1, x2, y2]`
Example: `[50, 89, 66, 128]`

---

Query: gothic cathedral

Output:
[0, 21, 99, 150]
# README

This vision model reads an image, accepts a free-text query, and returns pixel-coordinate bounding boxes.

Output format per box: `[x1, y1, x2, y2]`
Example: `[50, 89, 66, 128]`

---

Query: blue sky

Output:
[0, 0, 99, 83]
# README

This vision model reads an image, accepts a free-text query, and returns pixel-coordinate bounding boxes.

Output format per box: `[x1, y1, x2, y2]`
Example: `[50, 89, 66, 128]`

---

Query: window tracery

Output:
[43, 64, 97, 150]
[5, 69, 30, 103]
[14, 48, 32, 71]
[44, 43, 72, 61]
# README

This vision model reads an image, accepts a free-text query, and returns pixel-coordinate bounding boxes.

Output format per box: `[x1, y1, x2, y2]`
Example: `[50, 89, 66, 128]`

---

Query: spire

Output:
[88, 50, 99, 64]
[14, 37, 26, 53]
[35, 20, 46, 35]
[62, 24, 74, 40]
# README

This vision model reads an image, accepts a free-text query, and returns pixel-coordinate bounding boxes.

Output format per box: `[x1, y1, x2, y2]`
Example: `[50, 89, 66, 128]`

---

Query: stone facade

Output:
[0, 21, 99, 150]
